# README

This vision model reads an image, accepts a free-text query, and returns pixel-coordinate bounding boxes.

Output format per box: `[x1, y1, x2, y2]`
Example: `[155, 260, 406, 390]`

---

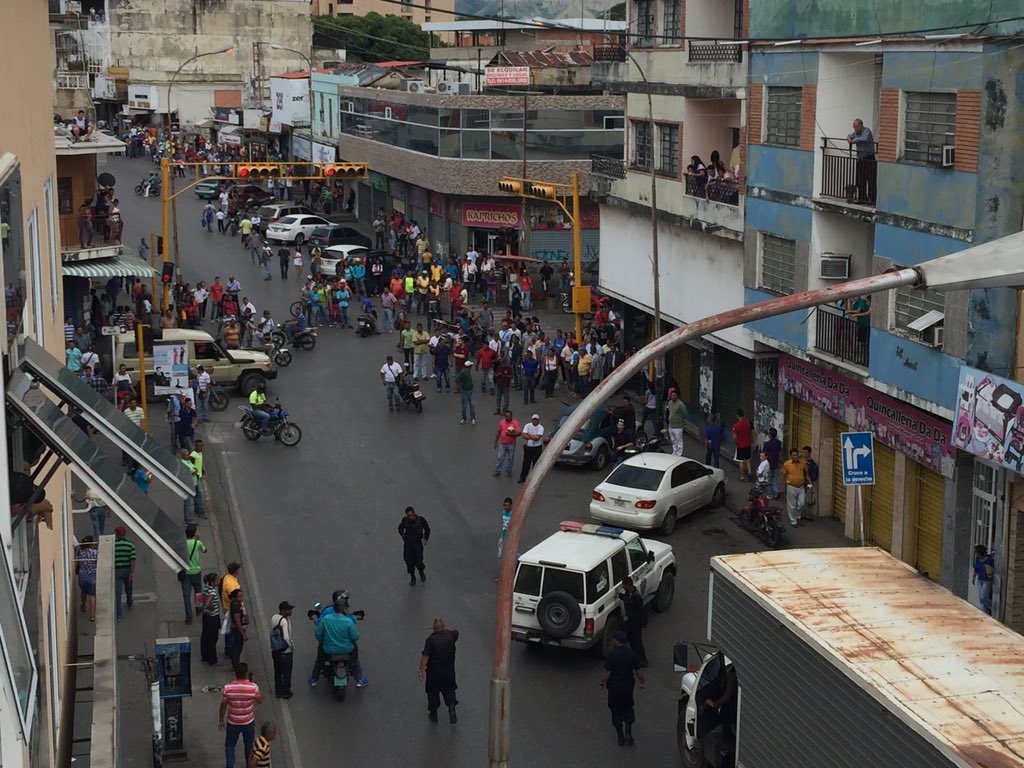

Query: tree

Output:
[607, 2, 625, 21]
[313, 13, 443, 63]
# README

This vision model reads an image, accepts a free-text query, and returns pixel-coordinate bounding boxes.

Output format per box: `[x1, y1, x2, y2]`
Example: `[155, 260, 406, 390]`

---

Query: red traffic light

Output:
[324, 167, 337, 177]
[239, 167, 250, 178]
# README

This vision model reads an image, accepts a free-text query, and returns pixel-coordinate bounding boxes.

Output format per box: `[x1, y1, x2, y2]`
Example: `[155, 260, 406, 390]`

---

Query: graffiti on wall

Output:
[754, 357, 783, 438]
[530, 243, 600, 262]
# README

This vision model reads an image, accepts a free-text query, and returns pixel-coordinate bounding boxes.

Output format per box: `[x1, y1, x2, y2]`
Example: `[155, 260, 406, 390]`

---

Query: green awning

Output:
[61, 254, 159, 279]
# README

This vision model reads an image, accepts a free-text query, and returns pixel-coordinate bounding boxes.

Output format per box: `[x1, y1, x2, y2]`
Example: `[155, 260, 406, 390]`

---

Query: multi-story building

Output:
[311, 0, 454, 27]
[336, 83, 623, 259]
[591, 0, 751, 414]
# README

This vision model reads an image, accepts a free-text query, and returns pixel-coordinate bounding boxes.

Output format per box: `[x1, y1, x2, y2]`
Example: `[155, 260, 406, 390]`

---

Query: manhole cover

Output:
[702, 527, 727, 536]
[201, 685, 222, 693]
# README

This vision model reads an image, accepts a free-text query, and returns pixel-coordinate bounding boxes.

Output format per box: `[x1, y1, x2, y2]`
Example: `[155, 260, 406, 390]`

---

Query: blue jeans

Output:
[481, 368, 495, 393]
[495, 442, 516, 473]
[340, 306, 350, 327]
[436, 367, 450, 391]
[383, 307, 394, 332]
[114, 567, 132, 620]
[195, 480, 207, 517]
[182, 572, 201, 619]
[460, 389, 476, 421]
[253, 409, 271, 431]
[196, 392, 209, 421]
[89, 507, 107, 540]
[183, 494, 195, 524]
[385, 382, 400, 410]
[978, 579, 993, 615]
[224, 721, 255, 768]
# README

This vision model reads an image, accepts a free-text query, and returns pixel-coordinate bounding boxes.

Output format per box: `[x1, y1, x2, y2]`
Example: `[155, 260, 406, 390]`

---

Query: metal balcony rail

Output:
[820, 136, 878, 205]
[815, 304, 869, 367]
[592, 155, 626, 179]
[688, 42, 743, 63]
[684, 174, 740, 206]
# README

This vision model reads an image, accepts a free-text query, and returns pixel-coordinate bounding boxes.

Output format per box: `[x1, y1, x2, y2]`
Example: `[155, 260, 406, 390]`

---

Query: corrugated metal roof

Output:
[422, 18, 627, 32]
[498, 50, 594, 68]
[712, 548, 1024, 767]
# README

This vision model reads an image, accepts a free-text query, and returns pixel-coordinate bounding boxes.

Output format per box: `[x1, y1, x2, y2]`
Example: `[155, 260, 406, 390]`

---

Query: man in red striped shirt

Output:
[219, 662, 263, 768]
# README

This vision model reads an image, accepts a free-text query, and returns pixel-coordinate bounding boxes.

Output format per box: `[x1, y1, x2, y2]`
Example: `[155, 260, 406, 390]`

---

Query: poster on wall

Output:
[153, 341, 190, 397]
[779, 353, 955, 478]
[952, 365, 1024, 475]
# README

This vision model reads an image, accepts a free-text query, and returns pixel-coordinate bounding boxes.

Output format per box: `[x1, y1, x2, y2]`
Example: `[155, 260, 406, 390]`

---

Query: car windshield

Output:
[256, 206, 275, 218]
[278, 216, 298, 225]
[605, 464, 665, 491]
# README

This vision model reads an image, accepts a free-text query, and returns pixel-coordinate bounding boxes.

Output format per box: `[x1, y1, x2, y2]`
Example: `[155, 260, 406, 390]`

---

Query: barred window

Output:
[902, 92, 956, 165]
[759, 234, 796, 295]
[657, 124, 679, 175]
[662, 0, 681, 44]
[631, 120, 652, 171]
[765, 87, 802, 148]
[894, 283, 945, 330]
[632, 0, 654, 47]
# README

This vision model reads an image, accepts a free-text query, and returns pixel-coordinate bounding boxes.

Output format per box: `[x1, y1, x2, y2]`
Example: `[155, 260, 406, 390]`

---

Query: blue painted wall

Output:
[868, 329, 962, 408]
[749, 52, 818, 86]
[744, 288, 808, 350]
[747, 145, 814, 199]
[312, 72, 357, 140]
[881, 51, 982, 90]
[745, 197, 812, 241]
[873, 224, 969, 266]
[876, 164, 977, 232]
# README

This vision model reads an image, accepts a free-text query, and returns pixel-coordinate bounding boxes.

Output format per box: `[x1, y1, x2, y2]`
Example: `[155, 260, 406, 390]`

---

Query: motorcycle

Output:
[737, 485, 786, 548]
[357, 311, 378, 337]
[259, 336, 292, 367]
[398, 377, 425, 413]
[208, 384, 229, 412]
[270, 327, 317, 351]
[134, 177, 161, 197]
[225, 213, 240, 237]
[309, 598, 366, 702]
[237, 403, 302, 446]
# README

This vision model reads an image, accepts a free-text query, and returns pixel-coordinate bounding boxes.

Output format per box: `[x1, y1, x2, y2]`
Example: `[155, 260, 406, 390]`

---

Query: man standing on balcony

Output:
[847, 119, 876, 204]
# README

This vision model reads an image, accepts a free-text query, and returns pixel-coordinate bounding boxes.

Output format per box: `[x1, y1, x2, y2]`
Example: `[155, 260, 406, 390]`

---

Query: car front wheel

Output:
[294, 233, 305, 246]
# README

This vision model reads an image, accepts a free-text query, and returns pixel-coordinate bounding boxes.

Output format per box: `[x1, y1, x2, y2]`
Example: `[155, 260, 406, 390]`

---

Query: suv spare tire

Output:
[536, 591, 583, 639]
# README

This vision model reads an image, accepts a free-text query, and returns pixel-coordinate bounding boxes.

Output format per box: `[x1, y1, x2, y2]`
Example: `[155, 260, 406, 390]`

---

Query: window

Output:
[631, 120, 651, 169]
[670, 463, 689, 487]
[542, 569, 585, 603]
[656, 124, 679, 175]
[632, 0, 654, 47]
[28, 208, 43, 344]
[610, 549, 629, 584]
[765, 87, 802, 148]
[893, 283, 945, 331]
[902, 91, 956, 165]
[0, 522, 39, 739]
[606, 464, 664, 491]
[585, 561, 611, 604]
[604, 115, 625, 130]
[759, 233, 797, 295]
[662, 0, 681, 43]
[625, 538, 648, 571]
[44, 180, 58, 316]
[56, 177, 73, 215]
[514, 563, 542, 596]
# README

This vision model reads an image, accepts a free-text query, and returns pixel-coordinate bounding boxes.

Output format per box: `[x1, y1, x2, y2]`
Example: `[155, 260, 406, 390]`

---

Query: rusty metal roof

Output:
[712, 548, 1024, 766]
[498, 50, 594, 68]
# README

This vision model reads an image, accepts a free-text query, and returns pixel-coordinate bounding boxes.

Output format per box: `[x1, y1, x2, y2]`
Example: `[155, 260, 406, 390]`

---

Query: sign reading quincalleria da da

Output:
[779, 353, 955, 478]
[952, 365, 1024, 474]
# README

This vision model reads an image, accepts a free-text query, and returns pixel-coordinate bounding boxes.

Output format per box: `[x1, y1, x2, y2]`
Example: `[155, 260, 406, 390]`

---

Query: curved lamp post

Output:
[487, 232, 1024, 766]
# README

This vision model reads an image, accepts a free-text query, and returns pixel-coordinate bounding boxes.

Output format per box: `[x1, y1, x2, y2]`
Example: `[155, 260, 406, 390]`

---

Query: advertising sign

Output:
[270, 76, 310, 127]
[311, 140, 336, 163]
[779, 353, 955, 478]
[152, 341, 190, 397]
[952, 365, 1024, 474]
[291, 134, 312, 161]
[485, 66, 530, 86]
[462, 202, 523, 230]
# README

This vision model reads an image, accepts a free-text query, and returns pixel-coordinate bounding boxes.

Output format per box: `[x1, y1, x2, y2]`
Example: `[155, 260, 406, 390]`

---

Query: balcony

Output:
[57, 72, 90, 90]
[591, 155, 626, 179]
[684, 174, 740, 206]
[814, 304, 869, 367]
[819, 137, 877, 207]
[687, 41, 743, 63]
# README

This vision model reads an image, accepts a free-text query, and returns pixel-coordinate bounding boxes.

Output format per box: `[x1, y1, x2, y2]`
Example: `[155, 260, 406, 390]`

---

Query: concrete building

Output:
[590, 0, 751, 418]
[312, 0, 454, 27]
[334, 83, 623, 259]
[107, 0, 312, 126]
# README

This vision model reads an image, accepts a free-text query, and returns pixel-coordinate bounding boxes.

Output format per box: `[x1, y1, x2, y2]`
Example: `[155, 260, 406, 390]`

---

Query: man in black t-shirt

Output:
[418, 618, 459, 723]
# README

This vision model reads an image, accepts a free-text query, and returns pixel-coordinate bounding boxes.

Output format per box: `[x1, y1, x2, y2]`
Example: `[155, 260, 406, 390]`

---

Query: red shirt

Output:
[222, 679, 260, 726]
[476, 347, 497, 369]
[497, 418, 520, 445]
[732, 418, 752, 450]
[210, 283, 224, 302]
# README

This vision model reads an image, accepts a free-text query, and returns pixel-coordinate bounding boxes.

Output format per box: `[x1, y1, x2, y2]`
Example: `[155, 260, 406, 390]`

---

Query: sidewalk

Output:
[73, 436, 293, 768]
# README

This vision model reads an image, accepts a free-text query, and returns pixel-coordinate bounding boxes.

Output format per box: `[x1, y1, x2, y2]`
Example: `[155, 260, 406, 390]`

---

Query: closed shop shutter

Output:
[529, 228, 600, 262]
[909, 463, 944, 580]
[429, 214, 448, 254]
[831, 417, 849, 522]
[410, 206, 429, 232]
[358, 184, 373, 226]
[785, 396, 813, 454]
[670, 345, 700, 410]
[867, 442, 895, 551]
[715, 350, 752, 444]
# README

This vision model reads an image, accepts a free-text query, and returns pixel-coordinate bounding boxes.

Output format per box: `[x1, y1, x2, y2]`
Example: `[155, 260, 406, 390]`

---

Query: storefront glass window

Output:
[0, 515, 38, 738]
[1, 163, 25, 354]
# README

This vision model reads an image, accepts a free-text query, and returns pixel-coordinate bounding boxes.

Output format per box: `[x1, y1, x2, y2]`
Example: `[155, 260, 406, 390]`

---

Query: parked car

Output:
[255, 202, 314, 234]
[266, 214, 333, 245]
[229, 184, 275, 210]
[511, 520, 676, 656]
[590, 454, 726, 535]
[194, 179, 226, 200]
[308, 224, 372, 250]
[320, 244, 370, 277]
[556, 402, 617, 470]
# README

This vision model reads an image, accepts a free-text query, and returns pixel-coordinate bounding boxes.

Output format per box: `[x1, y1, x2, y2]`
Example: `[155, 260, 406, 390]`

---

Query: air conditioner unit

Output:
[941, 145, 955, 167]
[403, 80, 426, 93]
[923, 324, 944, 348]
[454, 82, 471, 95]
[384, 107, 393, 119]
[818, 252, 851, 280]
[436, 80, 458, 93]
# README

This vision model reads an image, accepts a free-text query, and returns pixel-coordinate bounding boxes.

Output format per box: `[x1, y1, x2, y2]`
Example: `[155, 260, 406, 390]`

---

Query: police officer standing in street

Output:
[398, 506, 431, 586]
[418, 618, 459, 723]
[619, 577, 648, 667]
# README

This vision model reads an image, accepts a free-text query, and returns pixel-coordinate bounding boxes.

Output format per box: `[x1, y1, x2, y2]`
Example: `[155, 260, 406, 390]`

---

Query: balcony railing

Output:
[815, 304, 869, 367]
[687, 42, 743, 63]
[593, 45, 626, 63]
[591, 155, 626, 179]
[820, 137, 878, 206]
[684, 174, 740, 206]
[56, 72, 90, 89]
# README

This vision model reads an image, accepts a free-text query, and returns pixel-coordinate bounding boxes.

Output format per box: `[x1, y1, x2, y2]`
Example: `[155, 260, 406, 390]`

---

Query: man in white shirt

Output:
[270, 601, 295, 698]
[380, 354, 404, 413]
[195, 365, 212, 422]
[218, 189, 229, 211]
[465, 247, 478, 265]
[257, 310, 275, 339]
[241, 297, 257, 318]
[518, 414, 546, 483]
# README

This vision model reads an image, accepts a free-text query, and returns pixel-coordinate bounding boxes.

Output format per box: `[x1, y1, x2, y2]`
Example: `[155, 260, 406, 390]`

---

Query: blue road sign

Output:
[841, 432, 875, 486]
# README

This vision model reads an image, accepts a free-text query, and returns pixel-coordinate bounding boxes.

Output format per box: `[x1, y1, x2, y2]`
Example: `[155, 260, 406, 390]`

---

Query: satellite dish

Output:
[97, 172, 116, 188]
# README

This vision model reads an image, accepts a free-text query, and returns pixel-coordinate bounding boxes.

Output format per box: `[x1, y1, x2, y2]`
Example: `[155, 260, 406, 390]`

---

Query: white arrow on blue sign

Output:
[841, 432, 875, 486]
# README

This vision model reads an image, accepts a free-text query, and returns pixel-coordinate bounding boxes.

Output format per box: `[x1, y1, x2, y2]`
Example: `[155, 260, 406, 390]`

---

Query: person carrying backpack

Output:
[269, 601, 295, 698]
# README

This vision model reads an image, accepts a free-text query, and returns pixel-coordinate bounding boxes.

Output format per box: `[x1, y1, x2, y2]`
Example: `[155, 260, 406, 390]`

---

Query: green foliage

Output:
[607, 2, 625, 20]
[313, 13, 442, 62]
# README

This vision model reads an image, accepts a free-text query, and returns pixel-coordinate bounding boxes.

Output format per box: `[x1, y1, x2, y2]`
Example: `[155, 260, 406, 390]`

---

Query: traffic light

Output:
[320, 163, 368, 180]
[524, 182, 557, 200]
[498, 177, 524, 195]
[161, 262, 175, 284]
[237, 164, 280, 179]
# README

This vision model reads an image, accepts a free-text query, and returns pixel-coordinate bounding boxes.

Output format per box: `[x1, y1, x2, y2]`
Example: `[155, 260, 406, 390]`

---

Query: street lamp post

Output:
[486, 231, 1024, 767]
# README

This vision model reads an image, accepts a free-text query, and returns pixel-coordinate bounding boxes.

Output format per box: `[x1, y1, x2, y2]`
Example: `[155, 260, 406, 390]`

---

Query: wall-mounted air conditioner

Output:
[907, 309, 945, 348]
[436, 80, 458, 93]
[402, 80, 426, 93]
[818, 252, 851, 280]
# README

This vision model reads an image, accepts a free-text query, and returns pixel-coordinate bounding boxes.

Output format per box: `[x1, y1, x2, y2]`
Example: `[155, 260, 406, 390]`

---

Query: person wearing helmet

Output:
[248, 383, 271, 433]
[308, 591, 368, 687]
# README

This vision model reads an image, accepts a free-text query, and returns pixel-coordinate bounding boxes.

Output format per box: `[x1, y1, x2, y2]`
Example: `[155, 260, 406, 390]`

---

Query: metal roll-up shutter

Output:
[714, 350, 751, 443]
[867, 442, 895, 552]
[429, 214, 447, 254]
[832, 418, 849, 522]
[670, 345, 700, 408]
[910, 463, 944, 580]
[410, 206, 429, 232]
[785, 396, 813, 454]
[358, 184, 373, 225]
[372, 187, 389, 218]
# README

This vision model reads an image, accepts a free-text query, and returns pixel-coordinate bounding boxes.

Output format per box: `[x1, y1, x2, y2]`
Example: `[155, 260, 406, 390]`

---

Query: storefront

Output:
[528, 201, 600, 263]
[461, 201, 523, 255]
[408, 185, 429, 233]
[779, 353, 954, 579]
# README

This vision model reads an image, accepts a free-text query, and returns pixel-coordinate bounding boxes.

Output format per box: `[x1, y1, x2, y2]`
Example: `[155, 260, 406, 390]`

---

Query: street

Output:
[109, 154, 845, 767]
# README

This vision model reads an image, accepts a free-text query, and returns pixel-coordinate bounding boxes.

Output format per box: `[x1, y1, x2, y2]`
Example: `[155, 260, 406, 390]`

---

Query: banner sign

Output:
[291, 134, 311, 161]
[779, 353, 955, 478]
[952, 365, 1024, 475]
[462, 202, 522, 230]
[152, 342, 190, 397]
[485, 66, 530, 86]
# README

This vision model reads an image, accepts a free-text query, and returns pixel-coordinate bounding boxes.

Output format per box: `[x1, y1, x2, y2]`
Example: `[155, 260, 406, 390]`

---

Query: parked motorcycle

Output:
[259, 336, 292, 367]
[357, 311, 378, 337]
[238, 403, 302, 446]
[208, 384, 229, 412]
[398, 377, 425, 413]
[737, 485, 786, 548]
[270, 327, 317, 351]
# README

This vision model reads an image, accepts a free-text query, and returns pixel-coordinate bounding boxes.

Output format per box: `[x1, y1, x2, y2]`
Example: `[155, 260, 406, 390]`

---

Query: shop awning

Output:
[7, 370, 188, 571]
[61, 254, 159, 279]
[18, 339, 194, 498]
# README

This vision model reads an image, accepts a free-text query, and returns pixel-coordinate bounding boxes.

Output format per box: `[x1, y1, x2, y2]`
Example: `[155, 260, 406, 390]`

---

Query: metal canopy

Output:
[18, 339, 193, 498]
[61, 253, 159, 279]
[6, 371, 188, 572]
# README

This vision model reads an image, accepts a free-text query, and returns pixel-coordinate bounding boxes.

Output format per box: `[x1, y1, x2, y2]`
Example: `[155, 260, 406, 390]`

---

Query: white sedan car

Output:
[265, 214, 332, 245]
[590, 453, 726, 535]
[320, 244, 370, 278]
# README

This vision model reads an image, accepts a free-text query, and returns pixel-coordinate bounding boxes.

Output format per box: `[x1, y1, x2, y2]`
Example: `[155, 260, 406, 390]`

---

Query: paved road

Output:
[110, 155, 843, 768]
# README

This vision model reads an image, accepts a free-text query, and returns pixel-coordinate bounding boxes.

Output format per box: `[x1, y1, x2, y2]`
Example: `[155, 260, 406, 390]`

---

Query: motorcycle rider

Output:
[142, 171, 160, 198]
[358, 297, 377, 333]
[280, 308, 308, 348]
[311, 591, 368, 687]
[257, 309, 276, 341]
[248, 383, 272, 434]
[609, 418, 636, 463]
